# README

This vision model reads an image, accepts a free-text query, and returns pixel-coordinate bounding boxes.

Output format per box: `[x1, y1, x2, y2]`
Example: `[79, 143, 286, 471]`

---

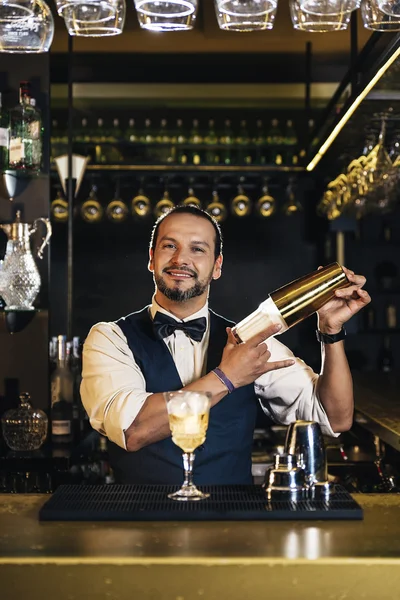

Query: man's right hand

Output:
[218, 324, 295, 388]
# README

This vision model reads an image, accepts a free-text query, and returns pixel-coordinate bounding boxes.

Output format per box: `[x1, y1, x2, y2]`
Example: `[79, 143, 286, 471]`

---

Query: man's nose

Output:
[171, 247, 190, 264]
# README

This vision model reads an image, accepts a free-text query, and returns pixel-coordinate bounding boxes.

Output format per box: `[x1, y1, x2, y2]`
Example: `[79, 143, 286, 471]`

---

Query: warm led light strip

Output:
[306, 44, 400, 172]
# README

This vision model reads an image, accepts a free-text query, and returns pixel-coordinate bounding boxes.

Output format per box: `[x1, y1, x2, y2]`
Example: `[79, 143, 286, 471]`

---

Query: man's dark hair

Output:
[150, 204, 223, 260]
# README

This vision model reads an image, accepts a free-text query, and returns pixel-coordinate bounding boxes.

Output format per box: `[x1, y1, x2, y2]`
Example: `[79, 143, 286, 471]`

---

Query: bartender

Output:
[81, 204, 370, 484]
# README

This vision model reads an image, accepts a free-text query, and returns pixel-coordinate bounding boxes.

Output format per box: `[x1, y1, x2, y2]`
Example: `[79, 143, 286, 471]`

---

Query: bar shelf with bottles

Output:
[50, 112, 310, 172]
[0, 81, 43, 177]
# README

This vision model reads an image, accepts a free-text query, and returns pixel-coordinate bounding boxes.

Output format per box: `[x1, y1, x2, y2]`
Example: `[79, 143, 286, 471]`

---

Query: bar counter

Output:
[1, 493, 400, 600]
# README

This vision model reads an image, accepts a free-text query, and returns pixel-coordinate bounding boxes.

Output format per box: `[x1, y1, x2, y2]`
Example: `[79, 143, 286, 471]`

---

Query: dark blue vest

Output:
[107, 307, 258, 485]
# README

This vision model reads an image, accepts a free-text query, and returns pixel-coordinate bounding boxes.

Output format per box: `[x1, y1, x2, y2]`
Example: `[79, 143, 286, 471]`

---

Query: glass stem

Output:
[182, 452, 195, 488]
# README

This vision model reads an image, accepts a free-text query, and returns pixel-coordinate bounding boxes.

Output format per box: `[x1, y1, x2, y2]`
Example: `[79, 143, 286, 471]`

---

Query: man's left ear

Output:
[212, 255, 223, 280]
[148, 248, 154, 273]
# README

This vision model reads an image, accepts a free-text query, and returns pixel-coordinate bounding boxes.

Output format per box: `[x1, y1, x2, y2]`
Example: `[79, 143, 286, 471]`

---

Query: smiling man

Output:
[81, 204, 371, 485]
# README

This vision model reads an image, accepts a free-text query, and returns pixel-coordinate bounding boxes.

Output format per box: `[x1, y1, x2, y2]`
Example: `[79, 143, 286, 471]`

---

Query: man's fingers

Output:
[225, 327, 238, 346]
[246, 323, 282, 347]
[266, 359, 295, 371]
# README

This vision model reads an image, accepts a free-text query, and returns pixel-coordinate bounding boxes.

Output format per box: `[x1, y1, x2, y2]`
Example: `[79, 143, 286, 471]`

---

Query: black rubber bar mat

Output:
[39, 484, 363, 521]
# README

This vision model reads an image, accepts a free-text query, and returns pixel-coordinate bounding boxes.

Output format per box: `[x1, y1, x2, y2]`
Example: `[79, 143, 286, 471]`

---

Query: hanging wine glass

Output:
[290, 0, 351, 30]
[376, 0, 400, 17]
[361, 0, 400, 30]
[0, 0, 54, 53]
[134, 0, 198, 31]
[298, 0, 360, 15]
[214, 0, 278, 31]
[58, 0, 125, 36]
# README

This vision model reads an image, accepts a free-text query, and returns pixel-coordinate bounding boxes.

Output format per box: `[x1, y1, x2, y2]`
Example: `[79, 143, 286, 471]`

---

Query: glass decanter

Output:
[0, 210, 51, 310]
[1, 392, 48, 451]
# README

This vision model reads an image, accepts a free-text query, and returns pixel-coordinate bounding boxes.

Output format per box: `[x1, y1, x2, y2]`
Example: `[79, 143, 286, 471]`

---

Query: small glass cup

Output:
[214, 0, 277, 31]
[134, 0, 198, 31]
[165, 390, 211, 501]
[298, 0, 360, 15]
[361, 0, 400, 30]
[290, 0, 351, 30]
[60, 0, 125, 36]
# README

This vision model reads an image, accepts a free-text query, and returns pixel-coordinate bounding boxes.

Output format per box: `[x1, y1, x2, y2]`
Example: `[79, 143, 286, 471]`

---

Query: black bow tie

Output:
[153, 311, 207, 342]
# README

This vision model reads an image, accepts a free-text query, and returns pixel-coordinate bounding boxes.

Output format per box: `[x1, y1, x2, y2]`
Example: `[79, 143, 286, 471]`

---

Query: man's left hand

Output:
[317, 266, 371, 334]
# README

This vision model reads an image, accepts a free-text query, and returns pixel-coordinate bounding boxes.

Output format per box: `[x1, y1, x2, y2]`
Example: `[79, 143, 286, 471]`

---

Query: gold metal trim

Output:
[81, 165, 305, 173]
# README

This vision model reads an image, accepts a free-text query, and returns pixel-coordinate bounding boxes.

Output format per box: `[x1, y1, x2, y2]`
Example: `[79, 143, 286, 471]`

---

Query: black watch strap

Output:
[316, 327, 346, 344]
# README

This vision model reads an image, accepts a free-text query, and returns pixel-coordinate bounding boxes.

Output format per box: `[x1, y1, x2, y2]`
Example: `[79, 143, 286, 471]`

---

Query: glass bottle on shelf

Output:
[253, 119, 266, 165]
[386, 303, 397, 329]
[156, 119, 173, 163]
[93, 118, 107, 163]
[173, 118, 187, 164]
[125, 118, 138, 143]
[9, 81, 42, 172]
[29, 99, 42, 169]
[140, 118, 155, 144]
[377, 335, 394, 373]
[204, 119, 219, 165]
[81, 185, 104, 223]
[108, 118, 122, 143]
[266, 118, 283, 165]
[220, 119, 233, 165]
[189, 118, 202, 165]
[283, 119, 298, 165]
[0, 92, 9, 171]
[51, 335, 74, 444]
[236, 120, 251, 165]
[75, 118, 90, 143]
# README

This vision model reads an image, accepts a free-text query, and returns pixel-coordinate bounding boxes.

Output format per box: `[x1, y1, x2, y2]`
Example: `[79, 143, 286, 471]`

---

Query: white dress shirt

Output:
[81, 298, 338, 449]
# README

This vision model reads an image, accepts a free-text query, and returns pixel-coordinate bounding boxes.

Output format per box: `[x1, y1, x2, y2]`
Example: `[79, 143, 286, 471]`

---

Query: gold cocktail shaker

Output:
[232, 263, 350, 344]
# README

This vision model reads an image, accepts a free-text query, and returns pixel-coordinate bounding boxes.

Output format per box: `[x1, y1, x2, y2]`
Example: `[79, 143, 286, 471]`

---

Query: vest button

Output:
[198, 445, 205, 452]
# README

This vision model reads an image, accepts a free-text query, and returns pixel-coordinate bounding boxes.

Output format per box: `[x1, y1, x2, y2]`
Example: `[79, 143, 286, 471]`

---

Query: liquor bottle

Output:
[204, 119, 218, 165]
[377, 335, 394, 373]
[108, 118, 122, 143]
[364, 305, 376, 331]
[0, 92, 9, 171]
[70, 336, 88, 442]
[51, 335, 74, 444]
[29, 98, 42, 169]
[93, 118, 107, 163]
[173, 118, 187, 164]
[266, 119, 283, 165]
[156, 119, 173, 163]
[253, 119, 266, 165]
[386, 303, 397, 329]
[220, 119, 233, 165]
[189, 119, 202, 165]
[9, 81, 42, 172]
[283, 119, 298, 165]
[75, 118, 90, 143]
[236, 120, 251, 165]
[125, 118, 138, 143]
[140, 119, 155, 144]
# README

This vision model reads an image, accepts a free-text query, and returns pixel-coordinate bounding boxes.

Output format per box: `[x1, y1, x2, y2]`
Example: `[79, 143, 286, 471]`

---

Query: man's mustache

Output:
[163, 266, 198, 278]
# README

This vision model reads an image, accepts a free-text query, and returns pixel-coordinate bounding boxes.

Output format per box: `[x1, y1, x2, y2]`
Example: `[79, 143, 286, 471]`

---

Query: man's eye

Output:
[192, 247, 205, 253]
[163, 244, 175, 249]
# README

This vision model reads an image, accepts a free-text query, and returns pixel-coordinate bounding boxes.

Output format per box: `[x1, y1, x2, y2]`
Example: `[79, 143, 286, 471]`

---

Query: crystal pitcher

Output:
[0, 210, 51, 310]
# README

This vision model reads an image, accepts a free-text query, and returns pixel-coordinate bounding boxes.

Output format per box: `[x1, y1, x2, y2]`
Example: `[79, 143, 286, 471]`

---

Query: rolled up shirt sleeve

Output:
[80, 322, 152, 449]
[255, 337, 339, 438]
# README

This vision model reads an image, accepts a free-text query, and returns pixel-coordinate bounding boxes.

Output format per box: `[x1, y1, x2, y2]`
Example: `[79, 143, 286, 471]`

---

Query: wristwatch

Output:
[316, 327, 346, 344]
